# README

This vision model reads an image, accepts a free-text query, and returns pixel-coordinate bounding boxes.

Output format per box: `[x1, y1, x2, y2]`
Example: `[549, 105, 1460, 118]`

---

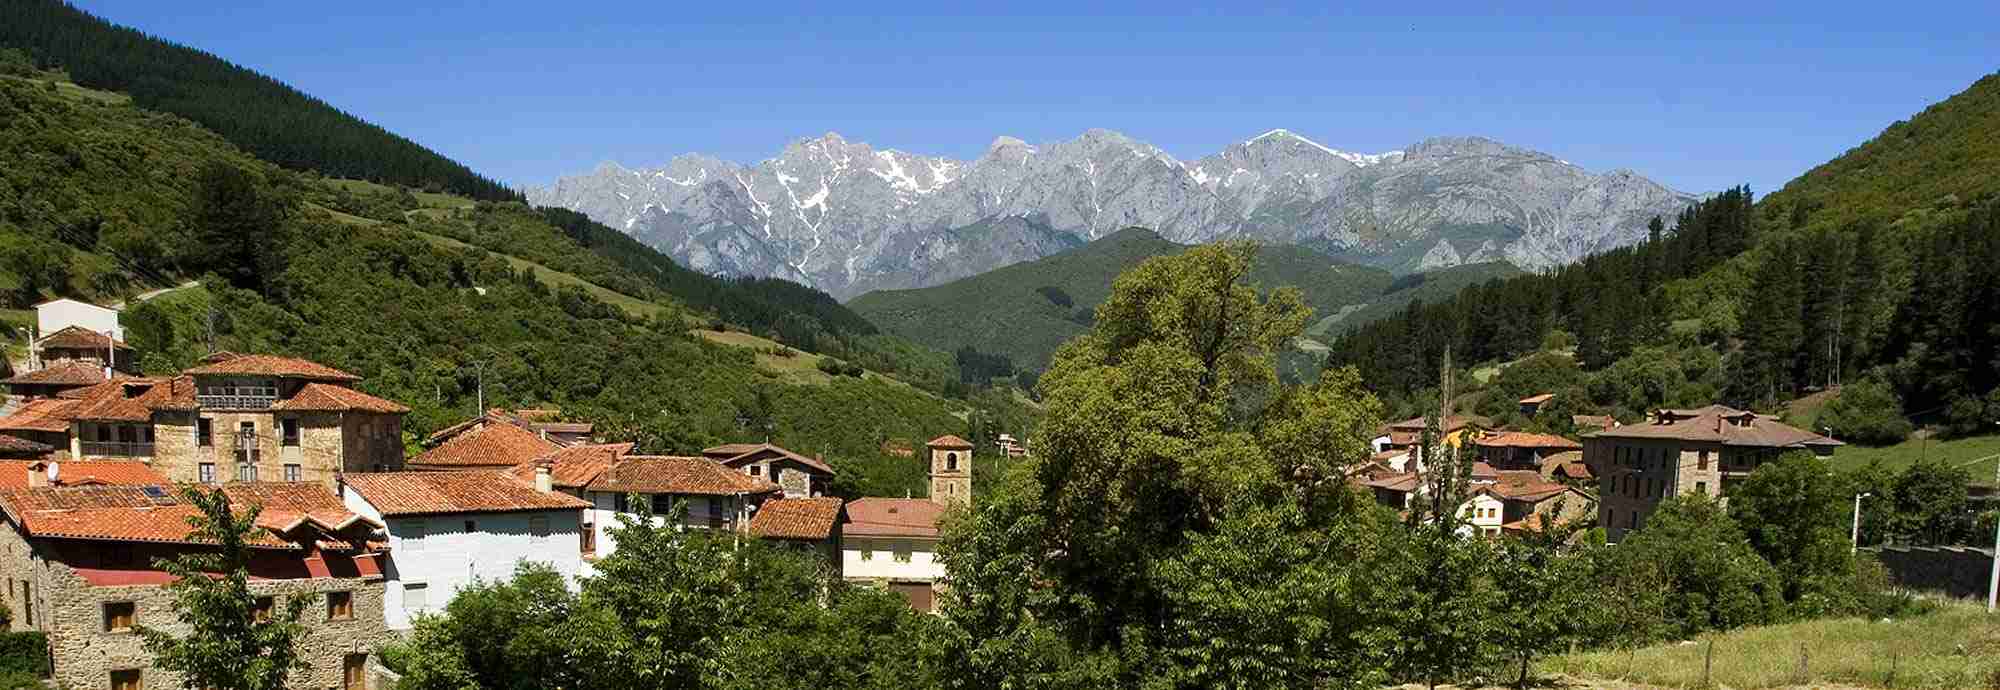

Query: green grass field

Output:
[1544, 601, 2000, 689]
[409, 229, 671, 319]
[324, 178, 473, 210]
[1830, 434, 2000, 486]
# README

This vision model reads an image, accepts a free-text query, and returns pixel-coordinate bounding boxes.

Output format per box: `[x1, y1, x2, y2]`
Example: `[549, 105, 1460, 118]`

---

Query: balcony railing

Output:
[196, 386, 279, 410]
[80, 441, 154, 458]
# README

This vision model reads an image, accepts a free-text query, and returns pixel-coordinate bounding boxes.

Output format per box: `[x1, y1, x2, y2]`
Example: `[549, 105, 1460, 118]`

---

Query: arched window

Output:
[946, 452, 959, 471]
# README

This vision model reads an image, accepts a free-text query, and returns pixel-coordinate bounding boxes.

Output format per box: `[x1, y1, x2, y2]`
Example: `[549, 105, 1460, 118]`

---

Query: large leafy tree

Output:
[1725, 451, 1856, 604]
[137, 487, 313, 690]
[1612, 494, 1783, 637]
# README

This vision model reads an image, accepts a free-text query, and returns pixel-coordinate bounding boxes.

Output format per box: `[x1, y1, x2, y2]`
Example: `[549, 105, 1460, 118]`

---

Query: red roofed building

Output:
[1589, 404, 1841, 540]
[0, 481, 389, 690]
[701, 442, 834, 499]
[749, 496, 844, 563]
[1474, 431, 1584, 471]
[2, 360, 118, 399]
[0, 461, 163, 488]
[410, 418, 559, 472]
[30, 325, 136, 378]
[841, 497, 949, 612]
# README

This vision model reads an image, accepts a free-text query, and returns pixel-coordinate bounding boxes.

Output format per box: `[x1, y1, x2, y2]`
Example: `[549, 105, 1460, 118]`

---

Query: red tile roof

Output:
[36, 326, 128, 351]
[2, 361, 109, 387]
[1594, 405, 1841, 448]
[66, 376, 199, 422]
[585, 456, 780, 496]
[843, 498, 946, 538]
[749, 497, 843, 540]
[926, 435, 974, 450]
[426, 408, 589, 445]
[1519, 393, 1555, 405]
[713, 443, 835, 475]
[0, 399, 79, 433]
[700, 442, 767, 460]
[1476, 431, 1583, 450]
[1572, 415, 1618, 429]
[0, 436, 52, 457]
[342, 471, 590, 517]
[510, 442, 631, 489]
[1357, 472, 1422, 493]
[411, 421, 560, 469]
[1384, 414, 1493, 433]
[0, 461, 159, 488]
[183, 353, 361, 382]
[268, 383, 410, 414]
[0, 483, 380, 550]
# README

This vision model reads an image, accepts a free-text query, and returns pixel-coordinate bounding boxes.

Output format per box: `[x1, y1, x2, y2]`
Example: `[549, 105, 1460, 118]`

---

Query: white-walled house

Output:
[506, 443, 782, 564]
[841, 497, 947, 611]
[34, 298, 121, 342]
[339, 469, 591, 630]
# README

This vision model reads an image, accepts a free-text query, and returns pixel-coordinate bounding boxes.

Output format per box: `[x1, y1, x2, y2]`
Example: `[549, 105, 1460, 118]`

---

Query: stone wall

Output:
[1869, 545, 1995, 600]
[339, 413, 404, 475]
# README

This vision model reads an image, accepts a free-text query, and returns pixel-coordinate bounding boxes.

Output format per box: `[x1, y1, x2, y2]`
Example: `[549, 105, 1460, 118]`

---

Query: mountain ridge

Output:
[530, 129, 1697, 300]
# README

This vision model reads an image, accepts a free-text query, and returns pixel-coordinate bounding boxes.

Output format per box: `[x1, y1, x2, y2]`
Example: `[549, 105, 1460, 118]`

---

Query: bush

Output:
[1819, 379, 1912, 445]
[0, 631, 48, 677]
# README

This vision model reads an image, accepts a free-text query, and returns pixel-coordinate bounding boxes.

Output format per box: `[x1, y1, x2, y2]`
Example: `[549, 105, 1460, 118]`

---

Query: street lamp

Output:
[1851, 492, 1871, 555]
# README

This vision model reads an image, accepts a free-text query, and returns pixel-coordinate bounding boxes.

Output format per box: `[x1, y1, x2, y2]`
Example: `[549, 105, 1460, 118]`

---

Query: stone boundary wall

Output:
[1867, 545, 1995, 599]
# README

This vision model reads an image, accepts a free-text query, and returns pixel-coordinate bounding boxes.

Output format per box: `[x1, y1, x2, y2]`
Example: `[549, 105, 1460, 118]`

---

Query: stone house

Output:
[837, 436, 974, 612]
[506, 443, 781, 563]
[409, 414, 561, 471]
[54, 352, 408, 489]
[30, 326, 135, 376]
[339, 469, 591, 630]
[1371, 414, 1492, 469]
[1474, 431, 1583, 471]
[0, 398, 78, 456]
[2, 361, 119, 400]
[701, 442, 835, 498]
[747, 496, 844, 564]
[1587, 404, 1841, 541]
[0, 482, 389, 690]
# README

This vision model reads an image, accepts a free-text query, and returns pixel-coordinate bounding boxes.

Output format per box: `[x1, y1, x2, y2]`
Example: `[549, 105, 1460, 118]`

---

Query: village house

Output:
[409, 410, 565, 471]
[0, 398, 77, 456]
[839, 436, 973, 611]
[2, 361, 122, 401]
[339, 469, 591, 630]
[0, 437, 53, 461]
[1588, 404, 1841, 541]
[33, 299, 123, 344]
[747, 496, 844, 562]
[0, 481, 389, 690]
[1518, 393, 1554, 417]
[0, 461, 163, 488]
[29, 352, 409, 488]
[1371, 414, 1491, 470]
[994, 433, 1030, 457]
[701, 442, 835, 498]
[1474, 431, 1583, 471]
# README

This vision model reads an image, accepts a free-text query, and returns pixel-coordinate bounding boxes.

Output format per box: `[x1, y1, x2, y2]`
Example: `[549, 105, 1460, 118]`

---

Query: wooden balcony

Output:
[80, 441, 154, 458]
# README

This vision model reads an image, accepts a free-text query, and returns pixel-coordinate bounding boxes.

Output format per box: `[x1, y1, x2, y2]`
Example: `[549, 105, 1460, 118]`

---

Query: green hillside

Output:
[1304, 261, 1522, 339]
[850, 227, 1393, 371]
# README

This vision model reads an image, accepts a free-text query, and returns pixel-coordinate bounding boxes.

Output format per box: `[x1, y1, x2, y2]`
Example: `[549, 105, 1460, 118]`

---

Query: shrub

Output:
[1819, 379, 1912, 445]
[0, 631, 48, 677]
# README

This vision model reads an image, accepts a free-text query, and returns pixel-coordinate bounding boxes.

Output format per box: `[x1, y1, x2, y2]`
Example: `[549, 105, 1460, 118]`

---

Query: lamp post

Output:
[1852, 492, 1871, 555]
[1989, 421, 1998, 613]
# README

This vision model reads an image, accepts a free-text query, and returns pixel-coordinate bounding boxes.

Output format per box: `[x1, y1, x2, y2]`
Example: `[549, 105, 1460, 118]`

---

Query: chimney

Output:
[534, 465, 553, 493]
[27, 462, 50, 488]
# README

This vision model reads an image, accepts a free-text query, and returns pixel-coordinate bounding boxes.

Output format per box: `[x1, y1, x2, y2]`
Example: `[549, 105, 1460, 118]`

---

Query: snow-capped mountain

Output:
[527, 129, 1696, 300]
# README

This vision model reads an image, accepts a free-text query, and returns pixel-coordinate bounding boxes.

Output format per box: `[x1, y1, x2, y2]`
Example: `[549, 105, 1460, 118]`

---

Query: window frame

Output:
[102, 601, 136, 633]
[326, 590, 354, 621]
[196, 418, 213, 447]
[283, 463, 302, 482]
[403, 582, 428, 612]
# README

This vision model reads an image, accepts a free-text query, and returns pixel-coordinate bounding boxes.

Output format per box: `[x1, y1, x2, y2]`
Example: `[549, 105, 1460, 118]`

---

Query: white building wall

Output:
[341, 492, 584, 630]
[840, 536, 943, 582]
[35, 299, 121, 340]
[580, 492, 739, 576]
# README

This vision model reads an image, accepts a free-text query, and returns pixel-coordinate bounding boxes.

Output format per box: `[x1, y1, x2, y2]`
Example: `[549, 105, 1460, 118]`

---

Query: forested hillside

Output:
[851, 227, 1393, 372]
[0, 0, 516, 200]
[0, 65, 1032, 500]
[1329, 72, 2000, 430]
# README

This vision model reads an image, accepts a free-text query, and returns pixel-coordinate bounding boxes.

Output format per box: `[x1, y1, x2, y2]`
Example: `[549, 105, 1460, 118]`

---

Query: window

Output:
[253, 596, 274, 623]
[102, 601, 135, 632]
[1627, 512, 1637, 529]
[860, 547, 874, 561]
[651, 494, 675, 514]
[529, 515, 549, 542]
[893, 543, 913, 563]
[613, 493, 629, 513]
[344, 654, 367, 690]
[946, 452, 959, 471]
[110, 670, 142, 690]
[239, 421, 256, 436]
[403, 521, 426, 550]
[403, 583, 428, 612]
[236, 463, 258, 482]
[463, 520, 476, 533]
[748, 465, 761, 476]
[1698, 450, 1710, 470]
[326, 591, 353, 620]
[19, 582, 28, 626]
[1695, 481, 1708, 496]
[197, 418, 213, 447]
[96, 425, 111, 442]
[771, 467, 783, 485]
[281, 418, 300, 446]
[198, 463, 216, 484]
[283, 464, 302, 482]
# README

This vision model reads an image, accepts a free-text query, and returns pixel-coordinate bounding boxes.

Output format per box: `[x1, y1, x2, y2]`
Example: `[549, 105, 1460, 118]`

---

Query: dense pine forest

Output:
[0, 0, 518, 201]
[1329, 73, 2000, 433]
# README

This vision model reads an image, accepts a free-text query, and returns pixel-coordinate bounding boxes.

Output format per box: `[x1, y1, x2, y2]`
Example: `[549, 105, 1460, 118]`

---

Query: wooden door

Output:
[343, 654, 367, 690]
[889, 582, 934, 612]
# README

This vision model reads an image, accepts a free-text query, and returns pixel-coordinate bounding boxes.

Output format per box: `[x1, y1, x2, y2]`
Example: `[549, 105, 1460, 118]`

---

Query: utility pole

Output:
[1850, 492, 1870, 555]
[470, 360, 487, 414]
[1990, 421, 1999, 612]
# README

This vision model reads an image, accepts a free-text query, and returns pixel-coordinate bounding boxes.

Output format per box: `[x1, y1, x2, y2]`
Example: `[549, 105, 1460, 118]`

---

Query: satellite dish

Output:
[45, 462, 58, 483]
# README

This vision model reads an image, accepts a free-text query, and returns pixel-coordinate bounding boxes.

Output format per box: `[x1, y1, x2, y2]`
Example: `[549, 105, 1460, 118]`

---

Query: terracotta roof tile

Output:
[1519, 393, 1555, 405]
[183, 354, 360, 382]
[0, 399, 78, 433]
[749, 497, 843, 540]
[1594, 405, 1841, 448]
[843, 497, 945, 538]
[411, 421, 560, 469]
[1476, 431, 1583, 450]
[269, 383, 410, 414]
[1358, 472, 1422, 493]
[0, 461, 160, 488]
[0, 436, 52, 457]
[3, 361, 109, 387]
[0, 483, 379, 550]
[510, 442, 631, 489]
[585, 456, 780, 496]
[36, 326, 128, 351]
[926, 435, 974, 450]
[343, 471, 589, 517]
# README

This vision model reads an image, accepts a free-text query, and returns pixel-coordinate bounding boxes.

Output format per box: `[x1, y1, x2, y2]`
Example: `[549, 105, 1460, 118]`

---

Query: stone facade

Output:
[77, 408, 401, 490]
[928, 445, 971, 505]
[1589, 437, 1789, 541]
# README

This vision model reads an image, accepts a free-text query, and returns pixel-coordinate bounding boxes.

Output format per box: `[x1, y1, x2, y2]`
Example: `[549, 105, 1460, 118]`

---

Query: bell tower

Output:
[926, 435, 974, 506]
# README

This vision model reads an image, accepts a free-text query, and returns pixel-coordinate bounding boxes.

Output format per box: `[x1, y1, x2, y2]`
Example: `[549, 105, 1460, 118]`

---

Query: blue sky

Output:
[76, 1, 2000, 194]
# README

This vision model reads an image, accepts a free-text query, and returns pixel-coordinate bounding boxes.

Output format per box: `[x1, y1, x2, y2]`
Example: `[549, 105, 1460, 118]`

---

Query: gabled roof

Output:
[1593, 405, 1841, 448]
[843, 498, 945, 538]
[584, 456, 780, 496]
[0, 436, 53, 457]
[510, 442, 632, 489]
[343, 471, 590, 517]
[426, 408, 589, 445]
[700, 442, 766, 460]
[2, 361, 109, 387]
[749, 497, 843, 541]
[0, 461, 161, 488]
[183, 353, 361, 382]
[926, 435, 974, 450]
[714, 443, 835, 475]
[0, 483, 381, 551]
[0, 399, 80, 433]
[1357, 472, 1421, 493]
[67, 376, 197, 422]
[1476, 431, 1583, 451]
[1519, 393, 1555, 405]
[268, 383, 410, 414]
[410, 421, 560, 469]
[36, 325, 128, 351]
